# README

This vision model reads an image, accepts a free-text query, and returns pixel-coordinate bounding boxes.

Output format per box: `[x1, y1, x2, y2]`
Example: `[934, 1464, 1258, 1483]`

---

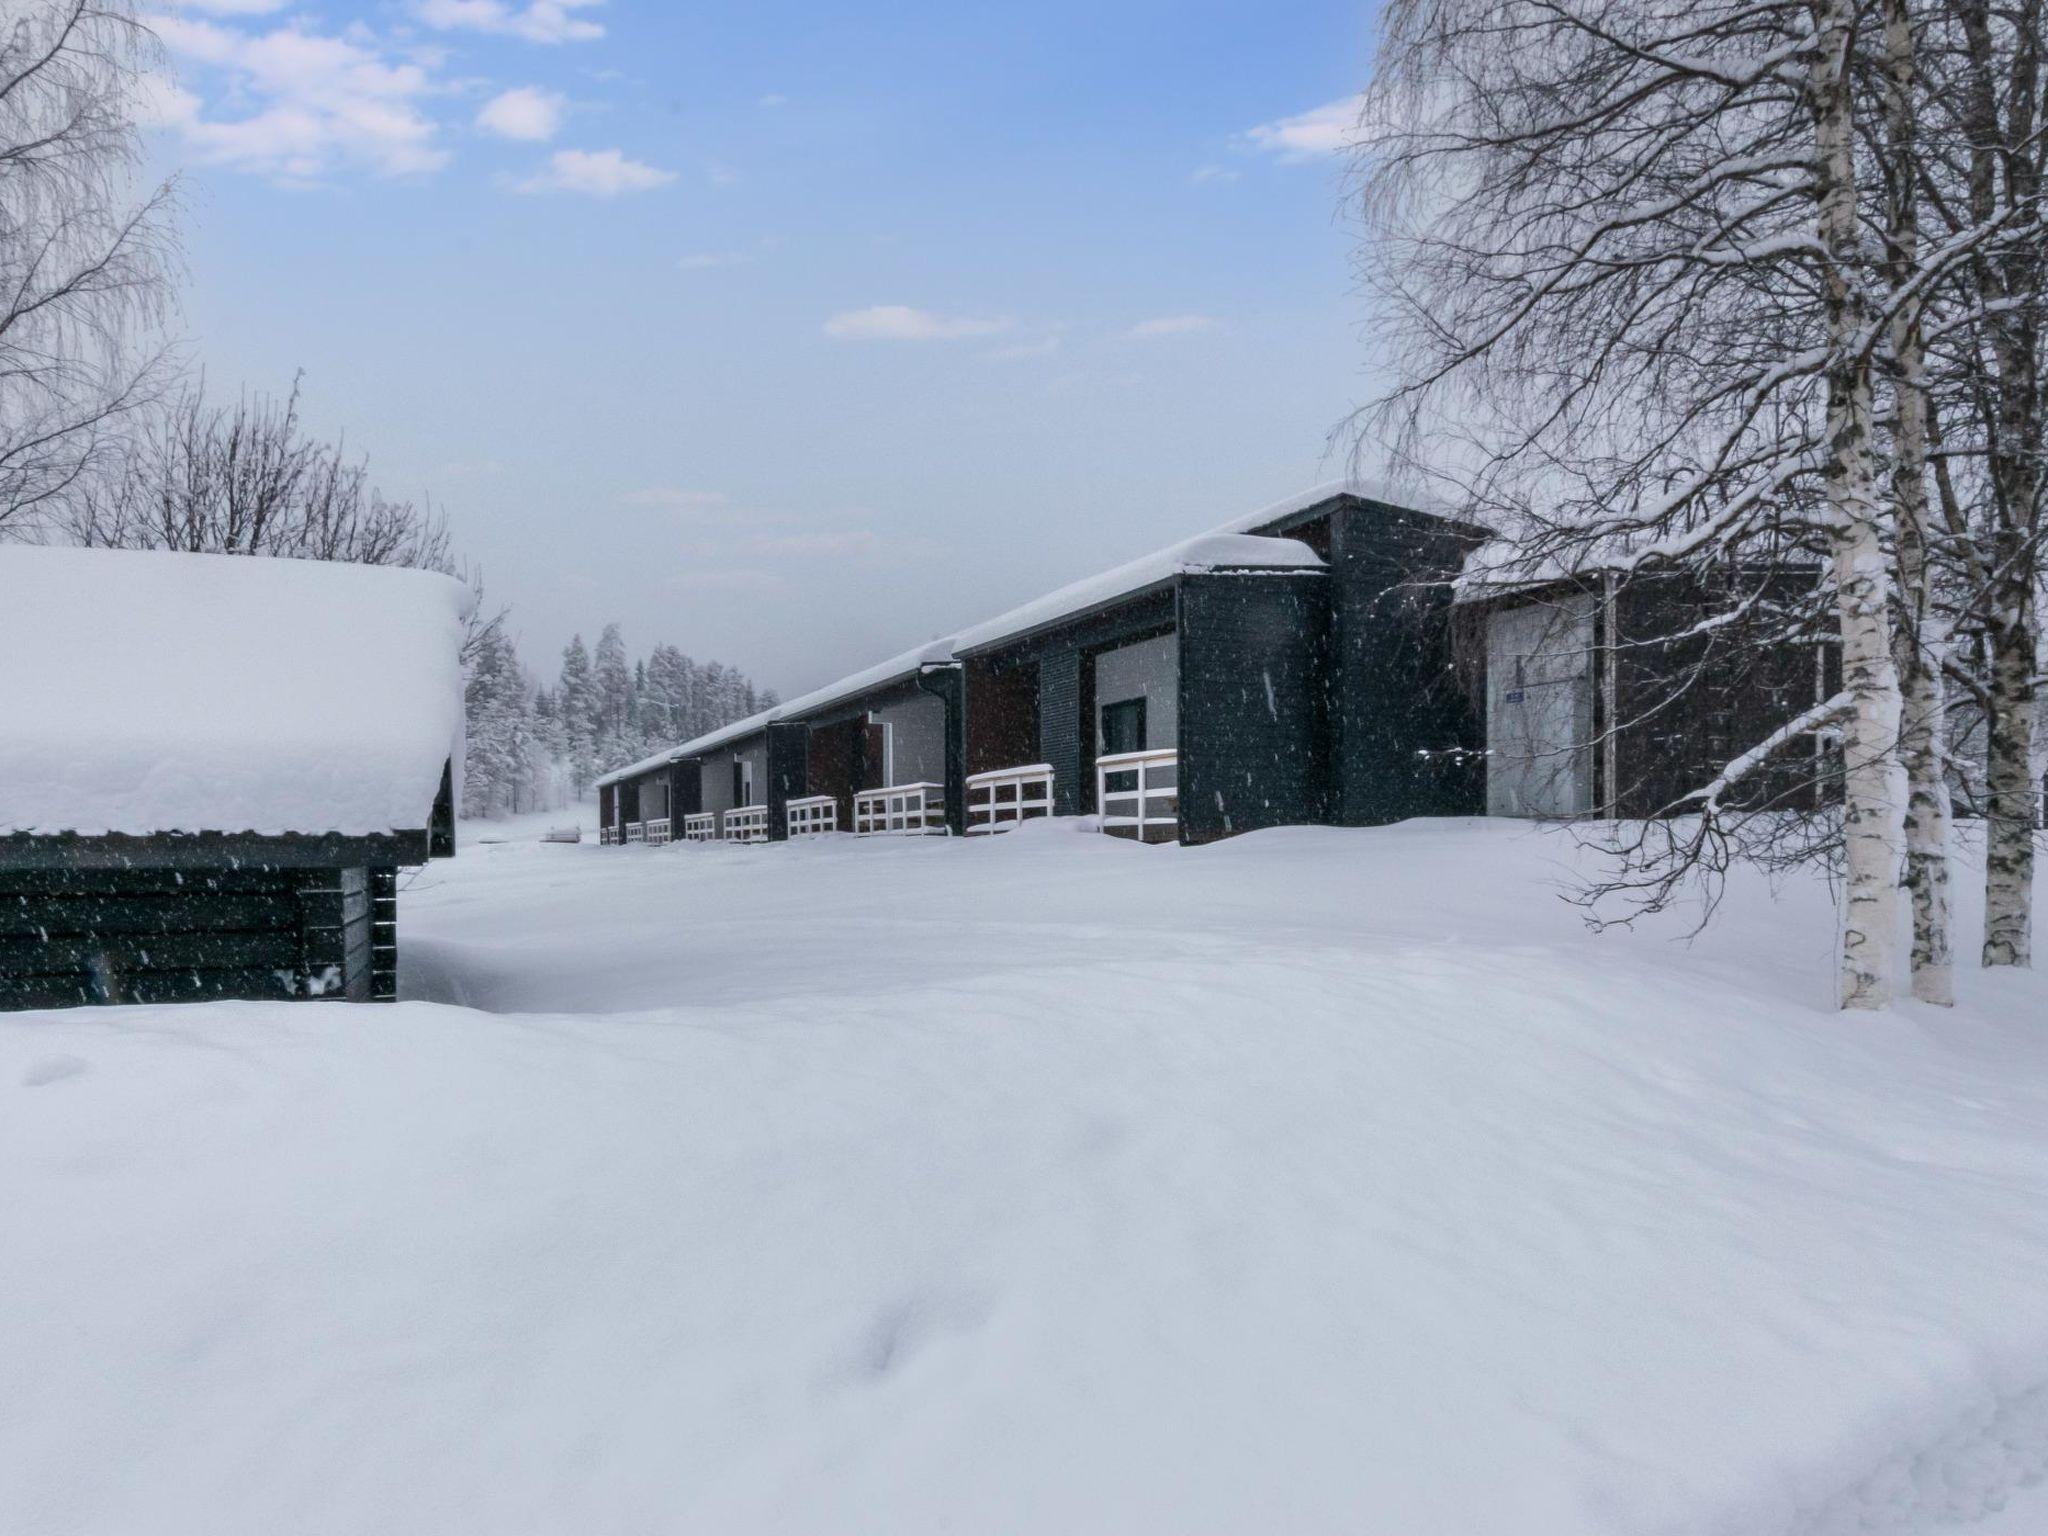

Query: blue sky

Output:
[147, 0, 1377, 694]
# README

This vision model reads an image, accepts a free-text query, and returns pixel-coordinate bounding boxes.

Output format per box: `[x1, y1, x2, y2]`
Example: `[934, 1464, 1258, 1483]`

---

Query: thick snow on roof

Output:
[597, 482, 1415, 786]
[951, 532, 1323, 655]
[594, 638, 954, 790]
[0, 546, 469, 839]
[773, 636, 958, 723]
[594, 705, 779, 789]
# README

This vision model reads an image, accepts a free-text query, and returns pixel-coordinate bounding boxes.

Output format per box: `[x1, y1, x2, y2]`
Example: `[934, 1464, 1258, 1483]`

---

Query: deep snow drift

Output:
[4, 818, 2046, 1535]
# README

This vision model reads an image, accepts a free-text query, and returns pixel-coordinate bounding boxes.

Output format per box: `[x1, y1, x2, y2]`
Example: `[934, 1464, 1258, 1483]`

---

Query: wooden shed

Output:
[0, 547, 468, 1009]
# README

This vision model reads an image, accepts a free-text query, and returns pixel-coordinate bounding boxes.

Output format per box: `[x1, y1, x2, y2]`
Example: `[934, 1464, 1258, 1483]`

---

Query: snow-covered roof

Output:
[596, 481, 1427, 787]
[1198, 475, 1451, 538]
[594, 705, 779, 788]
[0, 546, 470, 839]
[950, 532, 1323, 655]
[772, 636, 958, 722]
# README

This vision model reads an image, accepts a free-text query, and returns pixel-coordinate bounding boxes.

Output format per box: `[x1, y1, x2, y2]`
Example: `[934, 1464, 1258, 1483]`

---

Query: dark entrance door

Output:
[1100, 697, 1147, 756]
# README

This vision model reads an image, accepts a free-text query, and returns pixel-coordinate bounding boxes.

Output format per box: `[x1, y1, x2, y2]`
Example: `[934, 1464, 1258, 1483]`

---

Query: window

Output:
[1100, 697, 1147, 756]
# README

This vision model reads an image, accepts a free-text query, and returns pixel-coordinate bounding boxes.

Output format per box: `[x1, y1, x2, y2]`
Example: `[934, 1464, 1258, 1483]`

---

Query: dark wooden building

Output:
[0, 547, 469, 1010]
[1457, 560, 1832, 819]
[597, 484, 1491, 847]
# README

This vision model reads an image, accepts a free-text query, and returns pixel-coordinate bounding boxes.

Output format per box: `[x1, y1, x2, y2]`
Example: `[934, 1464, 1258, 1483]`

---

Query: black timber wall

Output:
[766, 722, 810, 840]
[1, 863, 380, 1010]
[1610, 572, 1831, 817]
[1037, 650, 1088, 815]
[1178, 571, 1331, 843]
[669, 760, 701, 820]
[1326, 503, 1487, 823]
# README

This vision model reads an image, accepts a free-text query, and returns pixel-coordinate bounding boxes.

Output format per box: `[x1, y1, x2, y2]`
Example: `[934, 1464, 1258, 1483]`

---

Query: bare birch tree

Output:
[0, 0, 175, 533]
[1348, 0, 2012, 1006]
[1934, 0, 2044, 968]
[1877, 0, 1955, 1002]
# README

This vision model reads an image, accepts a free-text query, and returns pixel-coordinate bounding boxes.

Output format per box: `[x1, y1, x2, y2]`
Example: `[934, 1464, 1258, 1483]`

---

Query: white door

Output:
[1487, 596, 1597, 817]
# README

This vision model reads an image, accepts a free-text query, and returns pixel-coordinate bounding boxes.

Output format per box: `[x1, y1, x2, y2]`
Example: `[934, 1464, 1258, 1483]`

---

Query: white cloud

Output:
[416, 0, 605, 44]
[476, 86, 566, 141]
[623, 487, 728, 510]
[1126, 314, 1219, 339]
[149, 16, 447, 180]
[823, 305, 1014, 342]
[1189, 164, 1240, 185]
[1243, 94, 1363, 160]
[514, 147, 674, 195]
[757, 92, 788, 108]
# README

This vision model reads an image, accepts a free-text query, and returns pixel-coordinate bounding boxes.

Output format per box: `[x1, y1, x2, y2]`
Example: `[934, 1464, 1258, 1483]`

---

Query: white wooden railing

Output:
[854, 782, 947, 836]
[600, 824, 618, 846]
[786, 794, 839, 835]
[723, 805, 769, 843]
[681, 812, 717, 842]
[1096, 749, 1178, 840]
[623, 820, 647, 844]
[643, 817, 671, 846]
[966, 763, 1054, 834]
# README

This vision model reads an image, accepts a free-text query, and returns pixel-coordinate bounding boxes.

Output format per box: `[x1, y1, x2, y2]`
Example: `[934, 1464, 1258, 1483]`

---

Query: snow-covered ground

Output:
[4, 816, 2046, 1534]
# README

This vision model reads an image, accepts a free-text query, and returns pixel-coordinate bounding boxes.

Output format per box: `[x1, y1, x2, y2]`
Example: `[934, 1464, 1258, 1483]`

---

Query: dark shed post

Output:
[598, 782, 615, 841]
[915, 664, 969, 836]
[765, 723, 809, 841]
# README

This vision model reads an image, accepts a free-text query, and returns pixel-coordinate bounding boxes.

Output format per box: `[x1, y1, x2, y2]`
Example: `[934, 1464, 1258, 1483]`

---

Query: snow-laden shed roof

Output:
[0, 546, 471, 839]
[595, 481, 1427, 788]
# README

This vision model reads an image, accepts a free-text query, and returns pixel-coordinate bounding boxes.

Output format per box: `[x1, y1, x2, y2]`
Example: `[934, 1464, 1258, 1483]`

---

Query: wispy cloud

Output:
[1189, 164, 1240, 185]
[476, 86, 566, 141]
[1125, 314, 1219, 339]
[1243, 94, 1363, 160]
[145, 15, 446, 181]
[756, 92, 788, 108]
[515, 147, 674, 195]
[416, 0, 605, 44]
[823, 305, 1014, 342]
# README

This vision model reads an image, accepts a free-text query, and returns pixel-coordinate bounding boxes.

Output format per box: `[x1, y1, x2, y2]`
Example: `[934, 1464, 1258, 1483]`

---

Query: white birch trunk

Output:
[1812, 0, 1905, 1009]
[1882, 0, 1953, 1005]
[1984, 596, 2038, 966]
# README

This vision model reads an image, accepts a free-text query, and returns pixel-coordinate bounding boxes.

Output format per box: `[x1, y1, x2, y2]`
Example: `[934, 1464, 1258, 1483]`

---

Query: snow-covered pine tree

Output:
[557, 635, 599, 794]
[463, 623, 536, 818]
[592, 624, 633, 769]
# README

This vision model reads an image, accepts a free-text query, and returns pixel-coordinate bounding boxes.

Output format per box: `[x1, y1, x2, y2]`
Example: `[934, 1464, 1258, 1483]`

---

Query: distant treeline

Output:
[464, 623, 776, 819]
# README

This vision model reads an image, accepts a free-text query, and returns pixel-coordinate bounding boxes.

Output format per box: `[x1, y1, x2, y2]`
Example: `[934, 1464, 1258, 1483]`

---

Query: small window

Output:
[1100, 698, 1147, 756]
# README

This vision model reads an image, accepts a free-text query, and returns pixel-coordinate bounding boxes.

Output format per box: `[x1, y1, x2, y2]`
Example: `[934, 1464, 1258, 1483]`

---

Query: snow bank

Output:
[0, 546, 470, 838]
[5, 821, 2046, 1534]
